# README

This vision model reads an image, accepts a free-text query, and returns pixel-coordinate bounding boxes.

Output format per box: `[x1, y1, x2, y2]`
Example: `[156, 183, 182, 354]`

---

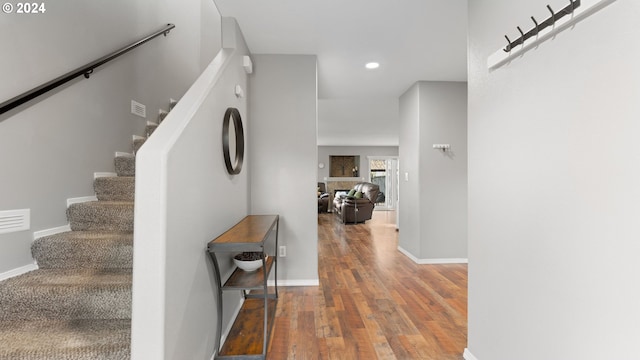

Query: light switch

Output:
[404, 172, 409, 181]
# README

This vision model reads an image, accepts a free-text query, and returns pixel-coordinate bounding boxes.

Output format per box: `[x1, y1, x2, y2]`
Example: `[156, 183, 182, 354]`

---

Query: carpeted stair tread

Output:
[114, 156, 135, 177]
[67, 201, 134, 232]
[0, 269, 131, 321]
[0, 319, 130, 359]
[94, 176, 134, 201]
[32, 231, 133, 269]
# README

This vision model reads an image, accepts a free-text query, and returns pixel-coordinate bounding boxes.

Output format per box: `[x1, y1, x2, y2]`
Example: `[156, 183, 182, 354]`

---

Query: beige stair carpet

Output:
[0, 112, 166, 359]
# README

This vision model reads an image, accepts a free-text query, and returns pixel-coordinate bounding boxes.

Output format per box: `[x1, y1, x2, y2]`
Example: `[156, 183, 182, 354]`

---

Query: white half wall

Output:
[248, 54, 319, 284]
[131, 18, 248, 360]
[468, 1, 640, 359]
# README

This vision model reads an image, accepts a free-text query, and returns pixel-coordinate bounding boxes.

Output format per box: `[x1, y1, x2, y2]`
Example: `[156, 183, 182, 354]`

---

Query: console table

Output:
[207, 215, 279, 359]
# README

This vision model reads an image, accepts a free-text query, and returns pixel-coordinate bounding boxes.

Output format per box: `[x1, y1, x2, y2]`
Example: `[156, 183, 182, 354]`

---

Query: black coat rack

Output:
[503, 0, 581, 52]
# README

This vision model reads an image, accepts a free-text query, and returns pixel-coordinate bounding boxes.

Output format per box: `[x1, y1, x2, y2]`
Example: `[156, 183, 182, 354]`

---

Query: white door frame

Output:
[367, 156, 398, 210]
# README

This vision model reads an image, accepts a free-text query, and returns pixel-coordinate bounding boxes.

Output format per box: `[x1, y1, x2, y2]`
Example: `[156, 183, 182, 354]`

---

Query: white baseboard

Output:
[115, 152, 134, 158]
[463, 348, 478, 360]
[94, 172, 117, 179]
[397, 246, 468, 265]
[0, 263, 38, 281]
[33, 224, 71, 240]
[67, 196, 98, 207]
[268, 279, 320, 287]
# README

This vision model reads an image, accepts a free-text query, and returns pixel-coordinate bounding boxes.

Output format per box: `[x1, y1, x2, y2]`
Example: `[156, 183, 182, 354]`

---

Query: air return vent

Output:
[131, 100, 146, 118]
[0, 209, 30, 234]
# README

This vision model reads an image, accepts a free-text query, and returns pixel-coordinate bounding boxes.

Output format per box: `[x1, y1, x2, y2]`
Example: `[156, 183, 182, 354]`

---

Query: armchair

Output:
[333, 182, 380, 223]
[318, 182, 329, 213]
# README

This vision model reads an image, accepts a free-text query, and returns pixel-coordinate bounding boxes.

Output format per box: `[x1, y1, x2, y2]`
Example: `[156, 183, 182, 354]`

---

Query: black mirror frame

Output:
[222, 107, 244, 175]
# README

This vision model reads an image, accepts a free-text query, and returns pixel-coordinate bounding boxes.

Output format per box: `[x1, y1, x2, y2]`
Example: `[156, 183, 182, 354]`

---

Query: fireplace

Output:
[324, 177, 364, 212]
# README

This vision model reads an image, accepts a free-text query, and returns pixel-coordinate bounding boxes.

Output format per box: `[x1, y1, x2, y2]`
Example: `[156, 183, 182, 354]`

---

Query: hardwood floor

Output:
[267, 211, 467, 359]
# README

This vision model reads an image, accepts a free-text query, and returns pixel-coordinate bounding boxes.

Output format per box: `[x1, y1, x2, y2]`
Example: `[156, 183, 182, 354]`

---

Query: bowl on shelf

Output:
[233, 252, 265, 272]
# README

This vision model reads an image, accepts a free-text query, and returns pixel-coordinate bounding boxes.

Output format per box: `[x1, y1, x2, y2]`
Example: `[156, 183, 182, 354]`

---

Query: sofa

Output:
[333, 182, 380, 223]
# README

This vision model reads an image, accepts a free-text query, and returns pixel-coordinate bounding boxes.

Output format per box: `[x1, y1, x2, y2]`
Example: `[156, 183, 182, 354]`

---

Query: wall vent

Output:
[131, 100, 146, 118]
[0, 209, 30, 234]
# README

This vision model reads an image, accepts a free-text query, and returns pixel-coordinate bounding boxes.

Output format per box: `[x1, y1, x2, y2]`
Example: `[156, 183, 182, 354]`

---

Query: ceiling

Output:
[213, 0, 468, 145]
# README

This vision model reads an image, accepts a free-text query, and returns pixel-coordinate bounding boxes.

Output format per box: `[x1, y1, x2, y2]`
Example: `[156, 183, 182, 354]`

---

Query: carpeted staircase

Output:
[0, 104, 171, 359]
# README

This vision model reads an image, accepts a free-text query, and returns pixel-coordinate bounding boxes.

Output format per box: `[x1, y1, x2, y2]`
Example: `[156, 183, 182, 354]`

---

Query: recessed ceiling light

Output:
[365, 62, 380, 69]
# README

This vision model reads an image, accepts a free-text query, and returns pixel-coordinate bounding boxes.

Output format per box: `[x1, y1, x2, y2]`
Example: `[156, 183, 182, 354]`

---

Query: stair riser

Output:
[67, 203, 134, 232]
[145, 124, 157, 137]
[133, 138, 146, 154]
[94, 177, 135, 202]
[114, 157, 135, 177]
[0, 286, 131, 321]
[33, 238, 133, 269]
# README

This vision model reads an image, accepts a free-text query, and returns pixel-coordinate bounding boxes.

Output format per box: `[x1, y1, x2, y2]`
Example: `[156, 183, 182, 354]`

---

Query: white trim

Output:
[146, 121, 158, 126]
[488, 0, 617, 69]
[133, 135, 145, 141]
[397, 246, 468, 264]
[268, 279, 320, 287]
[421, 258, 468, 264]
[463, 348, 479, 360]
[66, 196, 98, 207]
[94, 172, 117, 179]
[366, 155, 398, 160]
[115, 152, 134, 158]
[33, 224, 71, 240]
[0, 263, 38, 281]
[324, 177, 365, 182]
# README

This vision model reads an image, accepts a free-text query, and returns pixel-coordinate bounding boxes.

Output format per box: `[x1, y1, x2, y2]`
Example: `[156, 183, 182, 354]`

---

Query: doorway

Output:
[368, 156, 398, 211]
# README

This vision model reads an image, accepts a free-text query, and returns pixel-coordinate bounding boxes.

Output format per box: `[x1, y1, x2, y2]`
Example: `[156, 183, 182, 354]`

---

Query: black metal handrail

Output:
[0, 23, 175, 116]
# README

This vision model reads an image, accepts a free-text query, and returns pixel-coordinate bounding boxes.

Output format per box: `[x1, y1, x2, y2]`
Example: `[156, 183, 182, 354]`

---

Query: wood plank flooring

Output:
[267, 211, 467, 359]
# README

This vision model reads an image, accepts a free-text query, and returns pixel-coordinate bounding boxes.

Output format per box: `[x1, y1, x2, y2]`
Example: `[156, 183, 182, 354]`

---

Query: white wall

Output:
[398, 84, 421, 256]
[317, 145, 398, 183]
[418, 82, 468, 260]
[399, 81, 467, 262]
[0, 0, 221, 274]
[468, 1, 640, 359]
[249, 55, 319, 285]
[132, 18, 247, 360]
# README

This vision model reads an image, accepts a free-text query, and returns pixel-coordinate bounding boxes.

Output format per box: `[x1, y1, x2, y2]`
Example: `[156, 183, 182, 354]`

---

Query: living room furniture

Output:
[333, 182, 380, 223]
[207, 215, 279, 359]
[318, 182, 329, 213]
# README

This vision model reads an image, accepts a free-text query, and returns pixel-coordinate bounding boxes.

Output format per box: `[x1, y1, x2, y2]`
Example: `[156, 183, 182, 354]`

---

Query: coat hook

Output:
[531, 16, 540, 35]
[547, 5, 556, 26]
[517, 26, 525, 45]
[568, 0, 575, 14]
[84, 69, 94, 79]
[504, 35, 512, 52]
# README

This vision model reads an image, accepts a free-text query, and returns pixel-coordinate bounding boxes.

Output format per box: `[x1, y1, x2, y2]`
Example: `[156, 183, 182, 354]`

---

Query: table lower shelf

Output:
[218, 297, 277, 358]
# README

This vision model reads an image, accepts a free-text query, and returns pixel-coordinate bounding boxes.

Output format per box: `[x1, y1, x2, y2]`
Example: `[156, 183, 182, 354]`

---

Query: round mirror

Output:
[222, 107, 244, 175]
